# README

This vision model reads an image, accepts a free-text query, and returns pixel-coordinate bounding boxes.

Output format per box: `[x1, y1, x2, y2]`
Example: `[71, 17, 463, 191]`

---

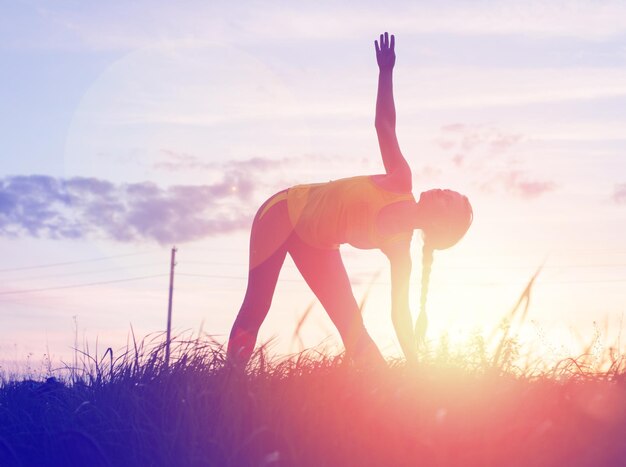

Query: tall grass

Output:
[1, 272, 624, 466]
[0, 330, 625, 467]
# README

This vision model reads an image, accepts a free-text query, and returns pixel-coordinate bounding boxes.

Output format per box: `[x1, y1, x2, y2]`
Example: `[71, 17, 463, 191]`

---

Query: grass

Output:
[1, 271, 624, 466]
[0, 330, 626, 467]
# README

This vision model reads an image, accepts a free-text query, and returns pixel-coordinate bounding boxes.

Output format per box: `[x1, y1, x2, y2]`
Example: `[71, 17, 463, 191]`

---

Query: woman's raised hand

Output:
[375, 32, 395, 71]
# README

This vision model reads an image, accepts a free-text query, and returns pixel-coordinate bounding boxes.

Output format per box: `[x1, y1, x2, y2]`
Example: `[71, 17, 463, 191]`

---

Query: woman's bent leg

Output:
[227, 192, 291, 366]
[287, 238, 385, 366]
[227, 249, 286, 365]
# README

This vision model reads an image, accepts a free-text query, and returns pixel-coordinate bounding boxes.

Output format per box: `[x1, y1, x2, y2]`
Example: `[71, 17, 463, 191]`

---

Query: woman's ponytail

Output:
[416, 241, 433, 347]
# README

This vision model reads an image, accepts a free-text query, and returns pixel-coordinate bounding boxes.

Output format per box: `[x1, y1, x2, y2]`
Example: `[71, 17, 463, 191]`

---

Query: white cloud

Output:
[8, 0, 626, 52]
[396, 67, 626, 112]
[613, 184, 626, 204]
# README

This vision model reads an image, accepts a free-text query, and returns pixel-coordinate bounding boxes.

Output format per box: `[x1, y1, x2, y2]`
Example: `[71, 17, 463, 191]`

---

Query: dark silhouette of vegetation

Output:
[1, 330, 625, 467]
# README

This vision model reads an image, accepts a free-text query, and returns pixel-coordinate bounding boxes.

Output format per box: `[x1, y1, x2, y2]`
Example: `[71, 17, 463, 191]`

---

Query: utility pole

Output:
[165, 246, 177, 369]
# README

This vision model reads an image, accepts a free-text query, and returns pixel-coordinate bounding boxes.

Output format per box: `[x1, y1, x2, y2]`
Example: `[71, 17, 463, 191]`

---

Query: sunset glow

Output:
[1, 0, 625, 368]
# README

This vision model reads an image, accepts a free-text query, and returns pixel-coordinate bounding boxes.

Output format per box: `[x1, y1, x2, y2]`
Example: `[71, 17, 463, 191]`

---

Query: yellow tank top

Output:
[286, 175, 415, 249]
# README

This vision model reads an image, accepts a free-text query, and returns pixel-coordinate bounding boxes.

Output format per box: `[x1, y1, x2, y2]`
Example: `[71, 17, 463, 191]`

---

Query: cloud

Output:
[0, 174, 257, 244]
[435, 123, 555, 199]
[14, 1, 626, 53]
[613, 184, 626, 204]
[153, 151, 214, 172]
[480, 170, 556, 199]
[153, 151, 298, 173]
[514, 180, 556, 199]
[151, 151, 369, 181]
[489, 133, 523, 153]
[441, 123, 466, 133]
[436, 124, 523, 157]
[413, 165, 443, 182]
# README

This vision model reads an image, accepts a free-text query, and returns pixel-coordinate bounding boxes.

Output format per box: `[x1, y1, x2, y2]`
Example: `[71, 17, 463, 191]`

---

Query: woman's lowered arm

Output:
[374, 32, 411, 189]
[384, 242, 417, 365]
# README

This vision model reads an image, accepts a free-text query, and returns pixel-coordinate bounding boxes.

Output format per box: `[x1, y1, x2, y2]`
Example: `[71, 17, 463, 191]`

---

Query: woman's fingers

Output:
[376, 32, 395, 55]
[377, 32, 394, 50]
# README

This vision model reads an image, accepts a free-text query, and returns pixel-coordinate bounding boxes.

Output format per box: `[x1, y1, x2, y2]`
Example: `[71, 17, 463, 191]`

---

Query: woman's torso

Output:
[286, 175, 415, 250]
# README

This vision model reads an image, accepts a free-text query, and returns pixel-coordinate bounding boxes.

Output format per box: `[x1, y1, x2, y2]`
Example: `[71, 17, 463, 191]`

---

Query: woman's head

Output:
[417, 188, 473, 250]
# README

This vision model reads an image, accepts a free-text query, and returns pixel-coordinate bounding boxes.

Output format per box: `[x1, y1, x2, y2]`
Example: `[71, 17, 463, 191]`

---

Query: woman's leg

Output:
[287, 237, 385, 365]
[227, 192, 291, 366]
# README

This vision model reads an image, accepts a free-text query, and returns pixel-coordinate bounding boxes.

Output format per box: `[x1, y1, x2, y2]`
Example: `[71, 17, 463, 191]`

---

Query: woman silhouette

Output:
[227, 32, 473, 366]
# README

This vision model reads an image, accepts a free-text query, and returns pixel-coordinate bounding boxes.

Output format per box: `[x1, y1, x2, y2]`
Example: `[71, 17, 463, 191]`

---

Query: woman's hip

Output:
[249, 189, 292, 269]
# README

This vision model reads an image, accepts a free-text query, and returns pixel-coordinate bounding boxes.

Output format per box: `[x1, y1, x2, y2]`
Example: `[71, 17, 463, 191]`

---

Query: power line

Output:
[540, 278, 626, 284]
[0, 250, 160, 274]
[179, 259, 626, 270]
[176, 272, 626, 286]
[0, 274, 168, 297]
[178, 272, 317, 284]
[182, 245, 626, 254]
[179, 272, 266, 280]
[4, 262, 164, 284]
[430, 264, 626, 269]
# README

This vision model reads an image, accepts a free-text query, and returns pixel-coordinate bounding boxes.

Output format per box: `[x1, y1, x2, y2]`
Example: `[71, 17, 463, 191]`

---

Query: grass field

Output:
[0, 330, 625, 467]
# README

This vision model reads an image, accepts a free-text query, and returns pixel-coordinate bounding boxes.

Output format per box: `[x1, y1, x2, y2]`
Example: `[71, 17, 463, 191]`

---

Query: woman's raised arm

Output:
[374, 32, 412, 190]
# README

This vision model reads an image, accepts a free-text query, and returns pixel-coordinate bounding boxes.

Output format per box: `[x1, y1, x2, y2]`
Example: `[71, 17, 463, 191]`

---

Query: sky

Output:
[1, 0, 625, 370]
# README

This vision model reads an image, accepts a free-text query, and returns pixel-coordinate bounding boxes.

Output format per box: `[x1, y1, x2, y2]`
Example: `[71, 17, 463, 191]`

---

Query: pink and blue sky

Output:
[1, 0, 625, 369]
